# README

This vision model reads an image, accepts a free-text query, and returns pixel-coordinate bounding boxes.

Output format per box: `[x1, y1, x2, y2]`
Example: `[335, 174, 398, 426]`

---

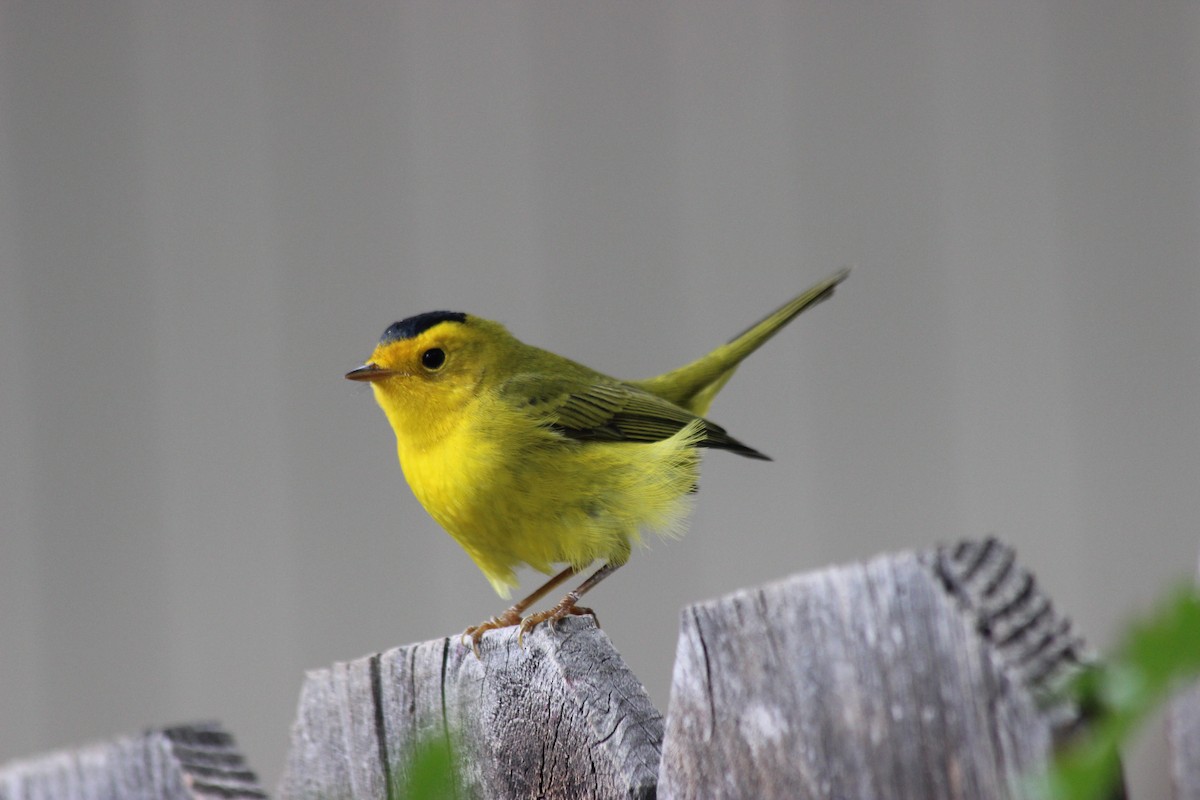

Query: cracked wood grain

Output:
[1168, 552, 1200, 800]
[1170, 682, 1200, 800]
[278, 617, 662, 800]
[659, 539, 1088, 800]
[0, 723, 264, 800]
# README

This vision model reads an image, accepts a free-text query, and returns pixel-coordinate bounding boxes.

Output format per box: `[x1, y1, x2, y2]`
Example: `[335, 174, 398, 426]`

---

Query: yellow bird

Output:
[347, 269, 849, 650]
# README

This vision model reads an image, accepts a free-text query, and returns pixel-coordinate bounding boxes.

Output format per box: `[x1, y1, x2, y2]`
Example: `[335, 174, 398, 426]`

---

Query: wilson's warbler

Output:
[347, 269, 849, 651]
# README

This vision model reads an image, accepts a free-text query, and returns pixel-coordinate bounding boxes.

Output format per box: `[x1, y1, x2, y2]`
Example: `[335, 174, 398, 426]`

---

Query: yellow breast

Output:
[394, 397, 704, 598]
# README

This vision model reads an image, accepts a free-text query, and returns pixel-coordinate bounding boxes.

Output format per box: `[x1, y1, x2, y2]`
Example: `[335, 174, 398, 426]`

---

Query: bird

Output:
[346, 268, 849, 653]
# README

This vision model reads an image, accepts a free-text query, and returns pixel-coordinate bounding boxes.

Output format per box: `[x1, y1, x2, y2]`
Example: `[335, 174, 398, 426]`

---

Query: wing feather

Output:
[500, 373, 769, 460]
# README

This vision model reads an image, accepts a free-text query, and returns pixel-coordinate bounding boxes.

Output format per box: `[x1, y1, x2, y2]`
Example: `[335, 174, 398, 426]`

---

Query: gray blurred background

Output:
[1, 2, 1197, 795]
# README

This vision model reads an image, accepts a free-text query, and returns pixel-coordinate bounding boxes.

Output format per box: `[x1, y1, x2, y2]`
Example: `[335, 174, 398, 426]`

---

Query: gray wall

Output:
[1, 2, 1197, 795]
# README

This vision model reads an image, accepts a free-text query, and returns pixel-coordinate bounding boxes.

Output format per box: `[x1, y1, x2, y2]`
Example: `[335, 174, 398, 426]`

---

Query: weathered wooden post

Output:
[1168, 551, 1200, 800]
[659, 538, 1088, 799]
[1171, 683, 1200, 800]
[278, 619, 662, 799]
[0, 723, 264, 800]
[3, 538, 1106, 799]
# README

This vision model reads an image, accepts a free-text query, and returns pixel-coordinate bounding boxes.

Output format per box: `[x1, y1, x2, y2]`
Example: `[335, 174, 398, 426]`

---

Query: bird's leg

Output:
[462, 565, 577, 657]
[517, 561, 621, 645]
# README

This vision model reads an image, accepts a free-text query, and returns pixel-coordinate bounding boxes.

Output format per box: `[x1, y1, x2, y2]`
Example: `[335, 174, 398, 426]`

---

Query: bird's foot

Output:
[461, 609, 523, 659]
[517, 595, 599, 647]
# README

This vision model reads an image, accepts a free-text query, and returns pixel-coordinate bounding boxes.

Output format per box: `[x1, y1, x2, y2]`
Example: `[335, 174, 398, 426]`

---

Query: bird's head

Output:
[347, 310, 511, 446]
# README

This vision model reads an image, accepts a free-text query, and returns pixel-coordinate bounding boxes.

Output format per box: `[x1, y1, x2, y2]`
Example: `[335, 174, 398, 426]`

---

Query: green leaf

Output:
[1036, 586, 1200, 800]
[394, 733, 458, 800]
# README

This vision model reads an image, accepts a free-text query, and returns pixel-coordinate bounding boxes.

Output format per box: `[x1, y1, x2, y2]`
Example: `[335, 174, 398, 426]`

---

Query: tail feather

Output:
[633, 268, 849, 415]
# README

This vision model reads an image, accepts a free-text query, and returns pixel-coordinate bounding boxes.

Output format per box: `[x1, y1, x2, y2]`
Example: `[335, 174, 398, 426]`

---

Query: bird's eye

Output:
[421, 348, 446, 370]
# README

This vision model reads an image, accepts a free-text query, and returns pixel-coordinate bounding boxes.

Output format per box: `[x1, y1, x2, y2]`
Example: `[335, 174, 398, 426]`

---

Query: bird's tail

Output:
[633, 268, 849, 416]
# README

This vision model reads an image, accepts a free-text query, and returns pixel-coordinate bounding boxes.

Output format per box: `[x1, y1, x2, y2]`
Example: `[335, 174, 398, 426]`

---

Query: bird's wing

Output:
[499, 374, 769, 460]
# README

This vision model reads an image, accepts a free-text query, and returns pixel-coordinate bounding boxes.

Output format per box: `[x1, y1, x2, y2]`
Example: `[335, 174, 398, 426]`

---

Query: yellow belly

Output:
[398, 413, 704, 597]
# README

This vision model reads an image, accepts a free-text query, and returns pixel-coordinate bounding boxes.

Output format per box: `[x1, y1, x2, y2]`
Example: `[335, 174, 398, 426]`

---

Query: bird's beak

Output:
[345, 362, 392, 382]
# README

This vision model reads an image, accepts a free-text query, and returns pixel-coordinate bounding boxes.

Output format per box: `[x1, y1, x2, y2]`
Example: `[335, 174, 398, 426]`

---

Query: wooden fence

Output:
[3, 538, 1196, 799]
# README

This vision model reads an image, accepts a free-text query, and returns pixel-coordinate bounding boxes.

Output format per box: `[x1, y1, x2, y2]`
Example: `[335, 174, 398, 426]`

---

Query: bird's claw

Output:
[461, 601, 601, 657]
[516, 602, 599, 648]
[461, 609, 522, 658]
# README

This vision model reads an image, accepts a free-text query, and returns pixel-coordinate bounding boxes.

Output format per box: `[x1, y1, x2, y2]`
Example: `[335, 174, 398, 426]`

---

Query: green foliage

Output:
[393, 733, 458, 800]
[1037, 586, 1200, 800]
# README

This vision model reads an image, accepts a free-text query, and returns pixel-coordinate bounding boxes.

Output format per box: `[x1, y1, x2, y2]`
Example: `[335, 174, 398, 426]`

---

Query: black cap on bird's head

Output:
[379, 310, 467, 344]
[346, 310, 470, 382]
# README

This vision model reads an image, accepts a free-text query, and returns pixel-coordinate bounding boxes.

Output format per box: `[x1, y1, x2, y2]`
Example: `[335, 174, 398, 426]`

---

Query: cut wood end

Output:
[281, 615, 662, 800]
[0, 722, 265, 800]
[927, 537, 1089, 739]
